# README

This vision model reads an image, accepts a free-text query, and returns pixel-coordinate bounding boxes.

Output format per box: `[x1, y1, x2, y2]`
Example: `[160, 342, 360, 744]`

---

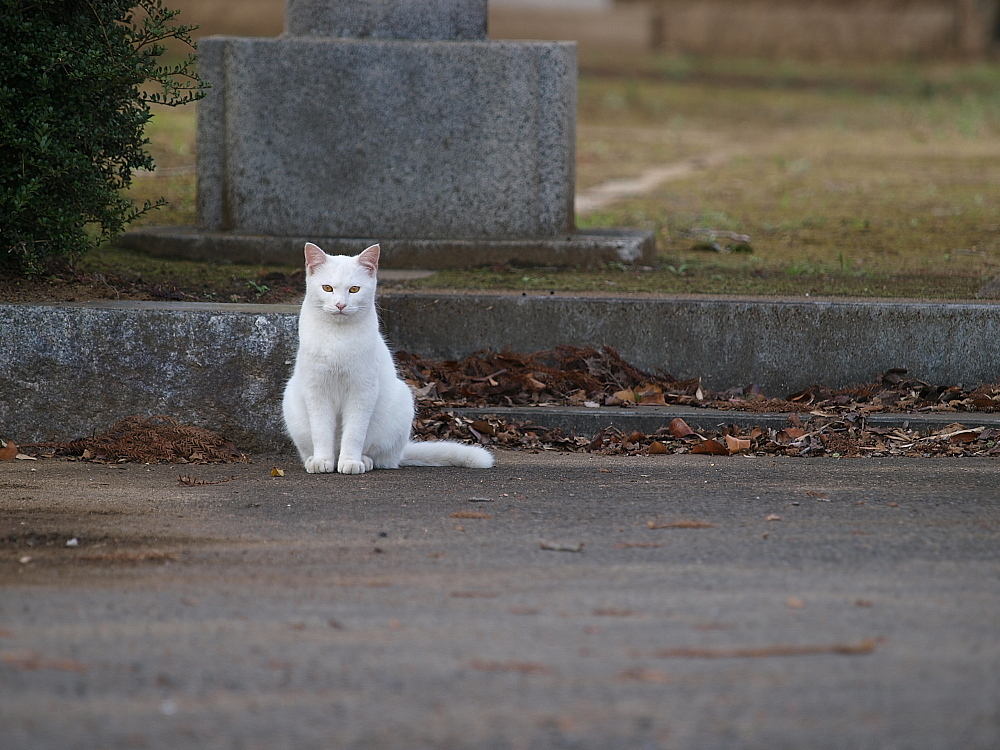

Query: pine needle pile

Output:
[24, 415, 248, 464]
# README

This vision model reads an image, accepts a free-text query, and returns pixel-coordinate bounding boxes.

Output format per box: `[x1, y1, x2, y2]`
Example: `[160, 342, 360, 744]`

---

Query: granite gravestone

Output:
[121, 0, 653, 267]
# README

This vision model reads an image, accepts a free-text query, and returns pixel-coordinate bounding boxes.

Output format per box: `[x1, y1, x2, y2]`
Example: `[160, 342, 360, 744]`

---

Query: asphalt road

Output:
[2, 451, 999, 749]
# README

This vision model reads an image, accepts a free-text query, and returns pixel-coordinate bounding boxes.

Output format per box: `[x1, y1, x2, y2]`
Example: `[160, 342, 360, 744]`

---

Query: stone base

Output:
[116, 226, 656, 268]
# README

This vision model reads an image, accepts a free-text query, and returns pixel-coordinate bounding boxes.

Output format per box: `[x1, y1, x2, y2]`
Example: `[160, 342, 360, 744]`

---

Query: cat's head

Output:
[303, 242, 379, 320]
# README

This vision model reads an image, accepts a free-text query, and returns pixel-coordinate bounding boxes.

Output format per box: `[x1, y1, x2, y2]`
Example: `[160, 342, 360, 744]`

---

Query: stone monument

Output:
[120, 0, 653, 268]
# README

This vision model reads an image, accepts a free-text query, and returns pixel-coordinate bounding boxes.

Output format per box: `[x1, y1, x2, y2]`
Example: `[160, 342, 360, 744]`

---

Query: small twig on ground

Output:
[649, 639, 879, 659]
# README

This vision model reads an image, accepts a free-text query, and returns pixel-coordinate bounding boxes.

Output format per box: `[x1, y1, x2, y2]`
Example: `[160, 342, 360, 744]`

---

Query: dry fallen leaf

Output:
[668, 418, 694, 438]
[647, 520, 715, 529]
[270, 467, 285, 477]
[725, 435, 751, 454]
[648, 441, 668, 455]
[0, 439, 19, 461]
[470, 419, 495, 436]
[948, 429, 982, 444]
[691, 439, 728, 456]
[638, 390, 666, 405]
[776, 428, 807, 444]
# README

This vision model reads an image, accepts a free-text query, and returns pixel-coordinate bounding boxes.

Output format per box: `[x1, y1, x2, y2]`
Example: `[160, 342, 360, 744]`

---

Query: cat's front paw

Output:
[304, 456, 336, 474]
[338, 457, 370, 475]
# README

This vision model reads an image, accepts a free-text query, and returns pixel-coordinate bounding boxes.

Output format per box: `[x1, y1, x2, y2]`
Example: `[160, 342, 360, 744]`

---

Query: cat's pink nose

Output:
[336, 302, 347, 311]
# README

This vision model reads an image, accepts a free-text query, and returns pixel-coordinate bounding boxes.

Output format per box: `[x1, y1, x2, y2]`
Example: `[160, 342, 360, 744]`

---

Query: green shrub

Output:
[0, 0, 205, 275]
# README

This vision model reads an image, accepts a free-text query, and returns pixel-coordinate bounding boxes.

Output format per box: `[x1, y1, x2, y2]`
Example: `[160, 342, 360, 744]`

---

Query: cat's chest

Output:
[298, 329, 384, 370]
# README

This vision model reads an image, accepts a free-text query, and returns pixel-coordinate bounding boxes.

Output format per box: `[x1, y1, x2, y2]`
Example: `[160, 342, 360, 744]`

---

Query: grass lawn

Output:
[102, 54, 1000, 300]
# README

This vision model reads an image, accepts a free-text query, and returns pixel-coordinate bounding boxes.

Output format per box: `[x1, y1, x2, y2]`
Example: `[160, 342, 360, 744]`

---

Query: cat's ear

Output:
[357, 244, 380, 276]
[304, 242, 327, 275]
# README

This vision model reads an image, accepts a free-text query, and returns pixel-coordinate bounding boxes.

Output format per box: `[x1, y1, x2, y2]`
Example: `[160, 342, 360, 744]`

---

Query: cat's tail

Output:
[399, 440, 494, 469]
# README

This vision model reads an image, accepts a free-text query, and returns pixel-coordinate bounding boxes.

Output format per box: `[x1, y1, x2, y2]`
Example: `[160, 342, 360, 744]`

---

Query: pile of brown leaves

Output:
[22, 415, 249, 464]
[396, 347, 1000, 416]
[415, 410, 1000, 459]
[402, 347, 1000, 459]
[396, 345, 656, 408]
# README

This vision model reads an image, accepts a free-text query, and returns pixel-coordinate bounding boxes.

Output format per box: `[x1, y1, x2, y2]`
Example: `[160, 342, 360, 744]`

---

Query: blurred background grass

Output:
[108, 0, 1000, 299]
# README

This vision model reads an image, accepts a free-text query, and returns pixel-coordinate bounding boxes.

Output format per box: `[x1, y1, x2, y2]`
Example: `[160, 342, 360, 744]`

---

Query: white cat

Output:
[282, 242, 494, 474]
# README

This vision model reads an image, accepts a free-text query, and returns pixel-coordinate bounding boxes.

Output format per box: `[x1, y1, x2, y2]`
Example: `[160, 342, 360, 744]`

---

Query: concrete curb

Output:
[379, 292, 1000, 393]
[2, 293, 999, 451]
[449, 406, 1000, 436]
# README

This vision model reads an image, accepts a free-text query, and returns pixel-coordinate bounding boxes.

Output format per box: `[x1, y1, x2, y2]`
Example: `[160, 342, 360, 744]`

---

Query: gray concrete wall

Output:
[2, 296, 999, 451]
[379, 293, 1000, 391]
[0, 303, 299, 453]
[196, 37, 576, 240]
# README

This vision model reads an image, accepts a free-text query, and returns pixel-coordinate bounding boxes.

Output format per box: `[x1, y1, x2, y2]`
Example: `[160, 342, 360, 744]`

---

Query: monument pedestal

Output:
[120, 0, 655, 267]
[116, 227, 653, 268]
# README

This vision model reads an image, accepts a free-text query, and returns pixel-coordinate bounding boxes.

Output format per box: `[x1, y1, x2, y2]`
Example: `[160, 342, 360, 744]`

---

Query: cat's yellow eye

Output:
[349, 285, 361, 294]
[321, 284, 333, 292]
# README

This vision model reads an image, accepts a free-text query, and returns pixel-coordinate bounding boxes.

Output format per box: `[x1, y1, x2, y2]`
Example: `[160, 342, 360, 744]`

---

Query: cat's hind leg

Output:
[364, 379, 414, 470]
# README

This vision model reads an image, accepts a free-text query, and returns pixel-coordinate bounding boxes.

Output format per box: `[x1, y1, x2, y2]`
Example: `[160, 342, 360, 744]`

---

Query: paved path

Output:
[2, 451, 999, 748]
[575, 150, 734, 214]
